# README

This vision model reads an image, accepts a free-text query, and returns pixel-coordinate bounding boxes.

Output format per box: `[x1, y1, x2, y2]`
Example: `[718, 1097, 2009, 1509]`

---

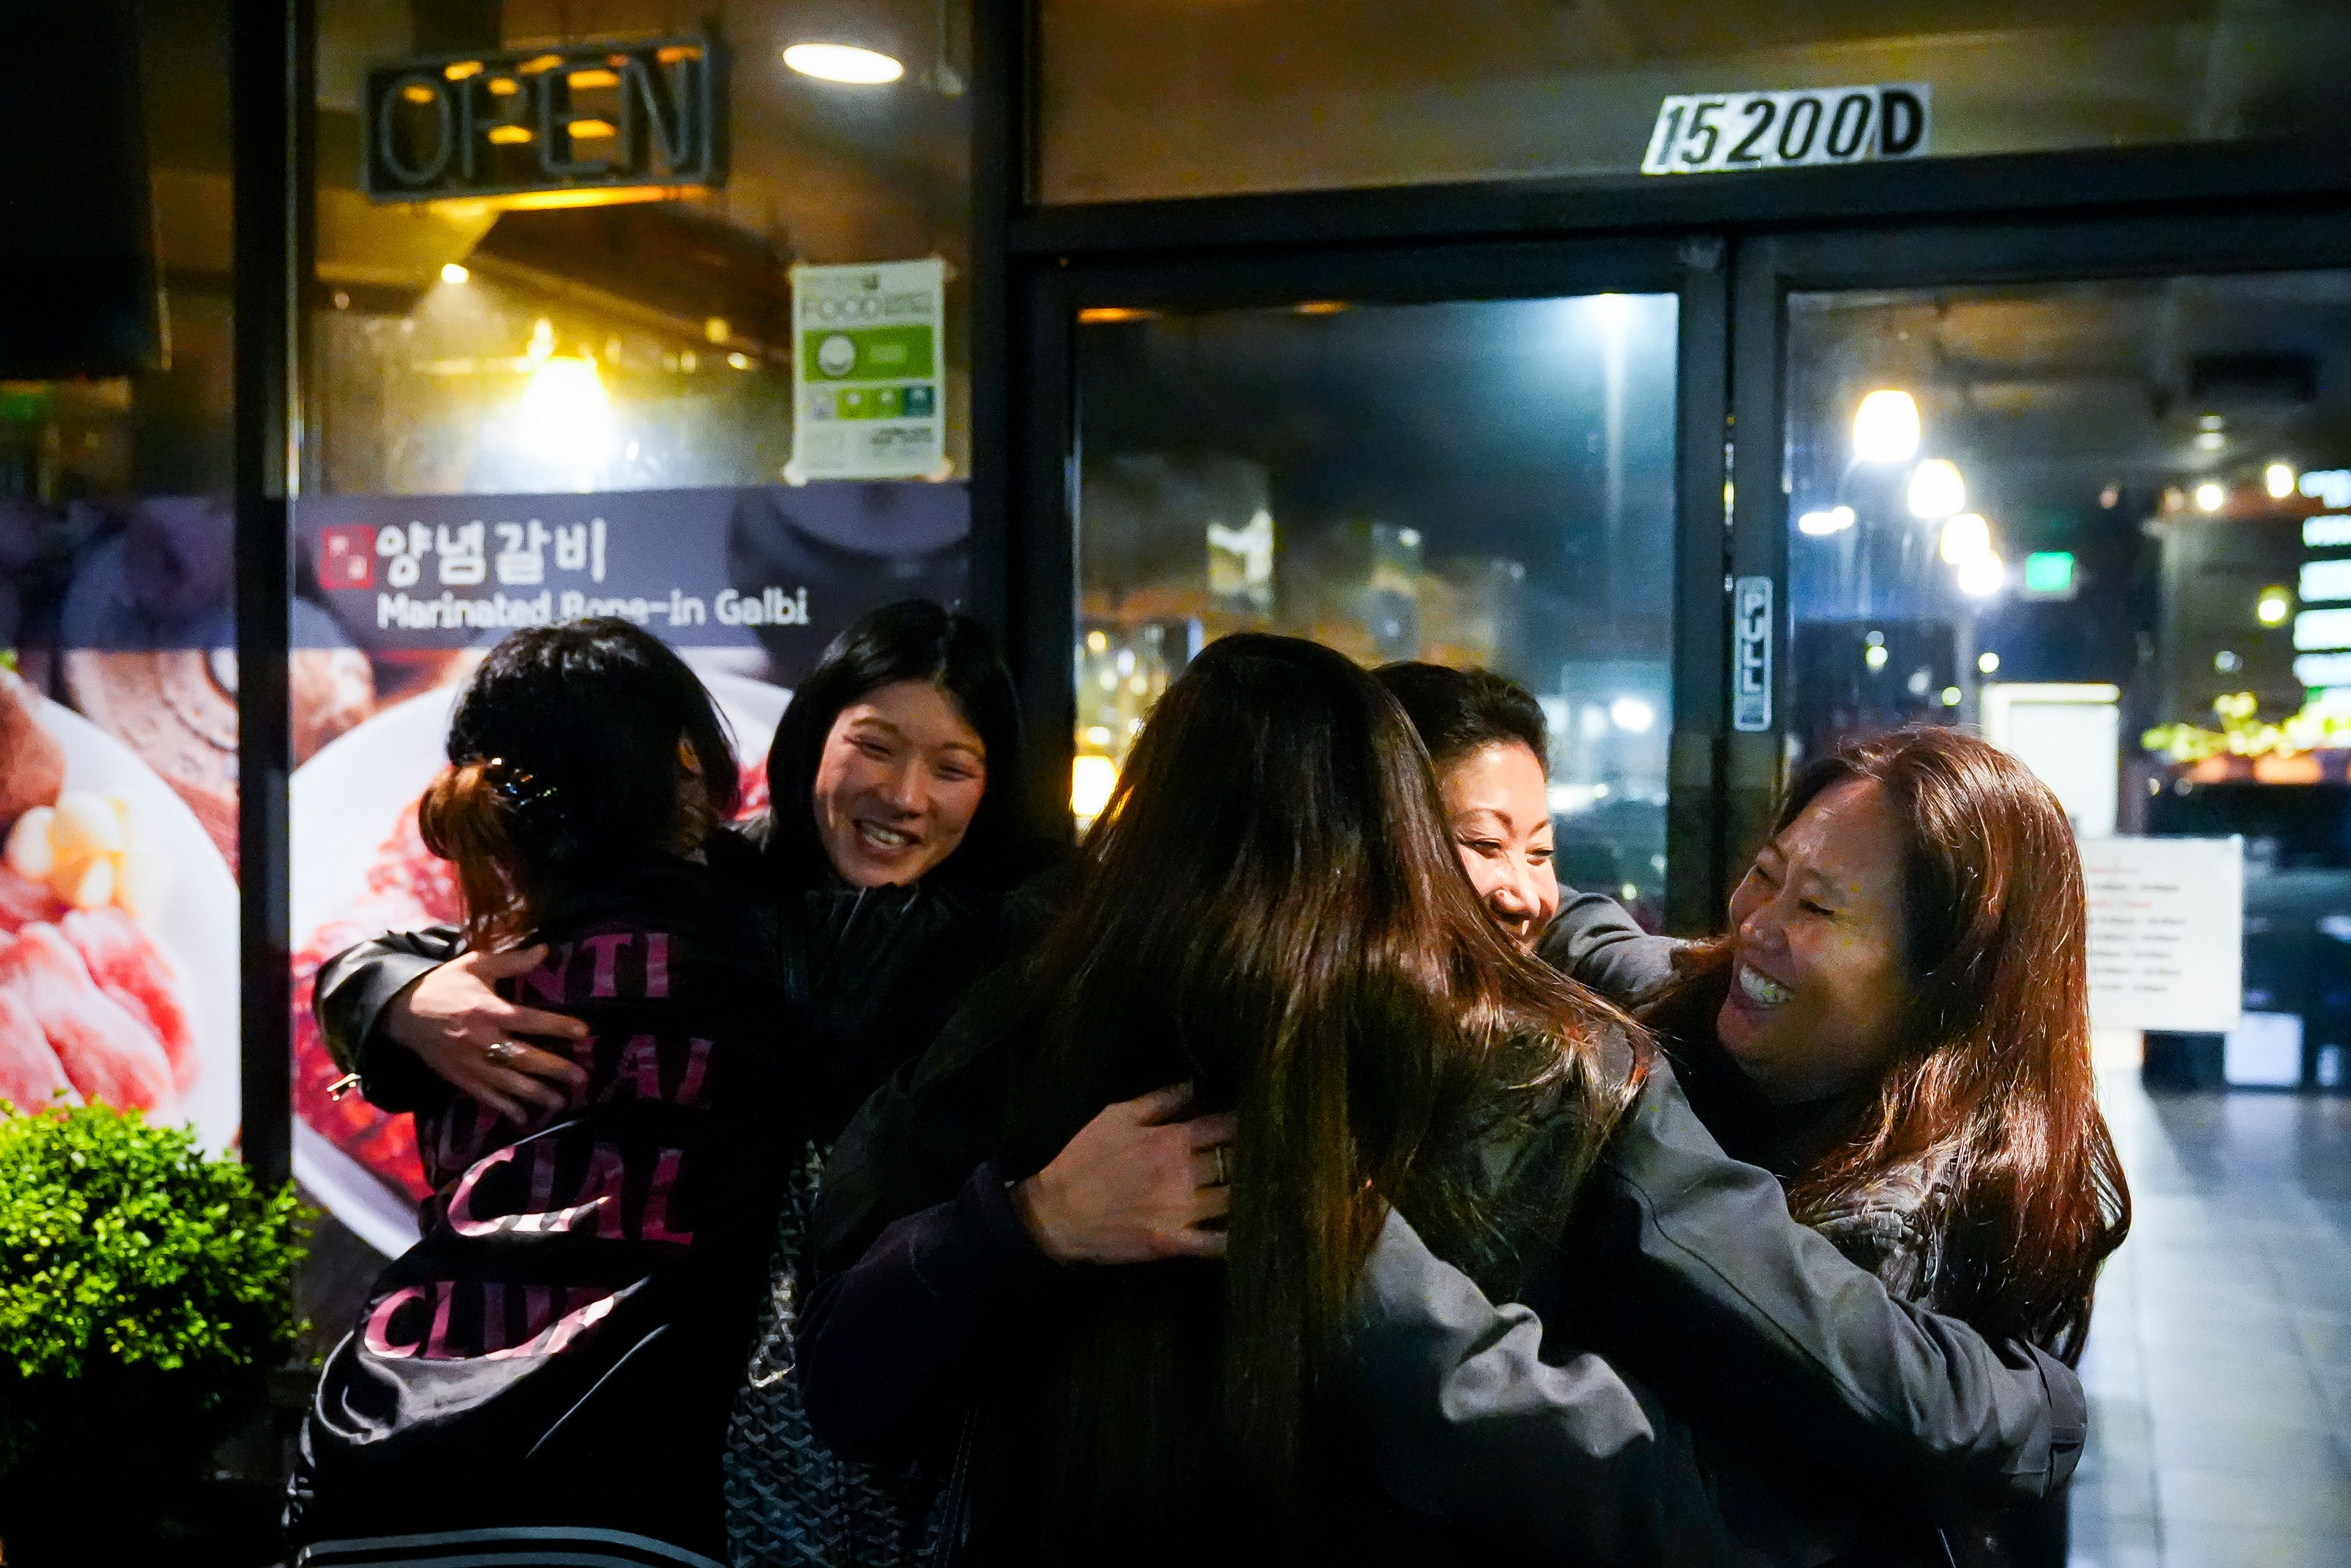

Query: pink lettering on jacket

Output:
[422, 1279, 458, 1359]
[582, 933, 632, 999]
[479, 1281, 509, 1354]
[446, 1146, 520, 1238]
[541, 1288, 619, 1356]
[673, 1038, 712, 1108]
[645, 932, 669, 998]
[523, 942, 574, 1003]
[576, 1141, 629, 1240]
[639, 1147, 694, 1245]
[604, 1035, 664, 1103]
[362, 1285, 429, 1358]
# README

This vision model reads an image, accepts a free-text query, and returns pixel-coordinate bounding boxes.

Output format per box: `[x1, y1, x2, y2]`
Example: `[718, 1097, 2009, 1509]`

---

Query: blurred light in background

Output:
[1608, 696, 1655, 733]
[1939, 511, 1990, 564]
[1070, 754, 1117, 828]
[1851, 389, 1921, 465]
[1907, 458, 1967, 519]
[1957, 550, 2006, 598]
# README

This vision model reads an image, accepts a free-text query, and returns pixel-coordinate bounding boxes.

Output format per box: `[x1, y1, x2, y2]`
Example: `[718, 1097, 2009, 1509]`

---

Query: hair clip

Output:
[482, 756, 561, 816]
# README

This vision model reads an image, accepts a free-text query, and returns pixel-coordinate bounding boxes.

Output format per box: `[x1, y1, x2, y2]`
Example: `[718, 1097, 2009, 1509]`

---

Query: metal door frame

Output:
[1006, 238, 1736, 931]
[1727, 206, 2351, 876]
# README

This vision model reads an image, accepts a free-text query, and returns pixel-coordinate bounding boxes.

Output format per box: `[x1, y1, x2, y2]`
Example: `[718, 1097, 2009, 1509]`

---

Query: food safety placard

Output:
[1641, 84, 1929, 175]
[2081, 835, 2243, 1034]
[787, 257, 951, 484]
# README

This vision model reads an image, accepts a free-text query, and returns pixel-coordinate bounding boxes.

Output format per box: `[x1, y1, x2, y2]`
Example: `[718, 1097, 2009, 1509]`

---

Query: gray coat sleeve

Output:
[1340, 1210, 1777, 1567]
[1578, 1061, 2087, 1514]
[1538, 887, 1686, 1005]
[311, 926, 463, 1112]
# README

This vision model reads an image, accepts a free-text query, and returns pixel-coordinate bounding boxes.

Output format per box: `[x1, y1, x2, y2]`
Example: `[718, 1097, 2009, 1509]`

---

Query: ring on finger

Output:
[1211, 1144, 1229, 1187]
[485, 1039, 523, 1066]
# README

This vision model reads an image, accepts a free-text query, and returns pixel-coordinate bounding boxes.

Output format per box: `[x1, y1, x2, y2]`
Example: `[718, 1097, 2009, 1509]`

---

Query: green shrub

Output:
[0, 1102, 307, 1476]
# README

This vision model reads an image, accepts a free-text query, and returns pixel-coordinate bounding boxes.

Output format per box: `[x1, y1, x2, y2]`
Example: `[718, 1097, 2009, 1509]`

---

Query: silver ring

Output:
[484, 1040, 522, 1066]
[1212, 1144, 1229, 1187]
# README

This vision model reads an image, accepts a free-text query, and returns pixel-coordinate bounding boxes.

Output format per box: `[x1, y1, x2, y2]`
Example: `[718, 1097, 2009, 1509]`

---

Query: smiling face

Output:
[1717, 777, 1914, 1103]
[811, 680, 988, 887]
[1438, 741, 1559, 949]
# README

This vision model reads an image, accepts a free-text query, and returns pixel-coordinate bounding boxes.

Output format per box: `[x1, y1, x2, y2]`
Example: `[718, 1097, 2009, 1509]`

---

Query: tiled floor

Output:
[2069, 1064, 2351, 1567]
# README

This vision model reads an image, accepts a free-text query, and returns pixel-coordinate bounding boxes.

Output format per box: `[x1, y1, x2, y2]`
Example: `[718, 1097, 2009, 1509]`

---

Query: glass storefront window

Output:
[1786, 272, 2351, 1089]
[1, 4, 242, 1155]
[294, 1, 974, 1260]
[1074, 292, 1679, 923]
[1041, 2, 2351, 204]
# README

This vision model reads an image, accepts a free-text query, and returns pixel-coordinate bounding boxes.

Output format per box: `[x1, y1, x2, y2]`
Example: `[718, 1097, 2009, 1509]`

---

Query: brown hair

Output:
[1646, 724, 2129, 1360]
[1016, 634, 1645, 1527]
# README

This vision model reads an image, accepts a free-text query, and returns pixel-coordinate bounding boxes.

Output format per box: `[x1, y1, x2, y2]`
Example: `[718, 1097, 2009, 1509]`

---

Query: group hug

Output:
[280, 600, 2129, 1568]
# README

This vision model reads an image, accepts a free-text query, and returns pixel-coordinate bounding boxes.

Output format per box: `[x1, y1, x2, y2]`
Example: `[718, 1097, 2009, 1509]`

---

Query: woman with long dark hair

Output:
[1374, 666, 2123, 1559]
[1536, 725, 2129, 1563]
[798, 636, 2088, 1563]
[1621, 726, 2128, 1357]
[288, 620, 786, 1567]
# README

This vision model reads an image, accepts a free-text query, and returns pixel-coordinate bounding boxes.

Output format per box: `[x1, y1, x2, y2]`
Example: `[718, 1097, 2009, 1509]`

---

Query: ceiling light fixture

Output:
[783, 42, 904, 84]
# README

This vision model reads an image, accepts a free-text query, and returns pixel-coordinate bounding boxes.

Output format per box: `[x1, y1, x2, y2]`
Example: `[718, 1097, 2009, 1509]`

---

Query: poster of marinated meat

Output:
[0, 497, 242, 1151]
[291, 480, 968, 1255]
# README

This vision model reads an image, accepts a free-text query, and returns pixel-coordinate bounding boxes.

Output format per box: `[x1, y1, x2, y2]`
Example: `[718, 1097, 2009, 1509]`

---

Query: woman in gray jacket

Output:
[1377, 664, 2129, 1565]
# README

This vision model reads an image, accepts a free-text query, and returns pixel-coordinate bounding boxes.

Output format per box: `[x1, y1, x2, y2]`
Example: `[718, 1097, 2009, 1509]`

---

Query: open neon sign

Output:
[364, 34, 726, 204]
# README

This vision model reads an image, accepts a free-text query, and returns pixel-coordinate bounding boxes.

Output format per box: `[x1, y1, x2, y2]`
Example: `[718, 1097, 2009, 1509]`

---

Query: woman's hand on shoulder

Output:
[384, 945, 591, 1119]
[1014, 1083, 1236, 1265]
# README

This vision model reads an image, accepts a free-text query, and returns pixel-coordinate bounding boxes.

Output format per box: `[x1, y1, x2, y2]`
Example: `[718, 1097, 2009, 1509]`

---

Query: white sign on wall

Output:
[2082, 836, 2243, 1034]
[787, 257, 951, 484]
[1982, 682, 2121, 838]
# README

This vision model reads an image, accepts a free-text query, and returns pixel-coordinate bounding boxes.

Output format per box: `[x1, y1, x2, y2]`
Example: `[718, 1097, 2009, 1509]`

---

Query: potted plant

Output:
[0, 1101, 307, 1566]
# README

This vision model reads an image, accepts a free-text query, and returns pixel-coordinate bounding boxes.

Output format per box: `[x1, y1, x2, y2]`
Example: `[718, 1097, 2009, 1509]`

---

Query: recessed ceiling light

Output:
[783, 42, 903, 84]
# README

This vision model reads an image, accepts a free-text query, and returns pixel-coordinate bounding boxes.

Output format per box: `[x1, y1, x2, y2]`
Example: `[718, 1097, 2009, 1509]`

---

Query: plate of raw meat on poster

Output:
[290, 668, 786, 1258]
[0, 666, 241, 1151]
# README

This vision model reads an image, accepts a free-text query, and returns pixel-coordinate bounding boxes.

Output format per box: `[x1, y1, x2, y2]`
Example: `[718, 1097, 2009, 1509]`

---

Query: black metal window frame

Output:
[1727, 206, 2351, 877]
[1001, 239, 1733, 929]
[969, 2, 2351, 928]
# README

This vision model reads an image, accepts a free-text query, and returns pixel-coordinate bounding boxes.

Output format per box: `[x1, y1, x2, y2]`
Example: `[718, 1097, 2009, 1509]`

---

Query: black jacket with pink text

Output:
[285, 849, 795, 1568]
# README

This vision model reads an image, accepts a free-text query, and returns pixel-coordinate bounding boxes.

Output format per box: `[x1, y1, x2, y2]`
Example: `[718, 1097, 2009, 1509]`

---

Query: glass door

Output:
[1020, 241, 1731, 930]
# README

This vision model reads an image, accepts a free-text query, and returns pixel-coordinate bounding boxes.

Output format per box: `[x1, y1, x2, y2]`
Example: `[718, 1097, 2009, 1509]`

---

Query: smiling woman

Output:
[811, 680, 989, 886]
[760, 598, 1029, 892]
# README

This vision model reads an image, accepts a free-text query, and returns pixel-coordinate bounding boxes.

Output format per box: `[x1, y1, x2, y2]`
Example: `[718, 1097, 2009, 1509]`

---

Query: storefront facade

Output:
[5, 2, 2351, 1253]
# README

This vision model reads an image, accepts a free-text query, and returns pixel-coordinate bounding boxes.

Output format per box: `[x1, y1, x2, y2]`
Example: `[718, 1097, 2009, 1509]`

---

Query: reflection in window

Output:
[1043, 1, 2351, 203]
[1074, 293, 1677, 922]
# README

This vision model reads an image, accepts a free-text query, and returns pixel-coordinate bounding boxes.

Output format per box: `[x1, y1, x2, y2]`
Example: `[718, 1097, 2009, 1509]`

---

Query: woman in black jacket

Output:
[798, 635, 2086, 1565]
[1377, 663, 2127, 1565]
[287, 620, 794, 1567]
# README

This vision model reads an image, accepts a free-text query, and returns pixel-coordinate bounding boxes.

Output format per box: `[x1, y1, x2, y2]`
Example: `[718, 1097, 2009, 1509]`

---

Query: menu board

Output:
[2082, 835, 2243, 1034]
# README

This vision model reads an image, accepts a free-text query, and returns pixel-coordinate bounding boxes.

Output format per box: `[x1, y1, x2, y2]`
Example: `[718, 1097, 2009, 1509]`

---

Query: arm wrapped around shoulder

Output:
[1567, 1060, 2085, 1515]
[1335, 1209, 1757, 1566]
